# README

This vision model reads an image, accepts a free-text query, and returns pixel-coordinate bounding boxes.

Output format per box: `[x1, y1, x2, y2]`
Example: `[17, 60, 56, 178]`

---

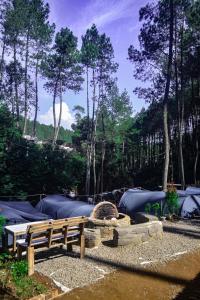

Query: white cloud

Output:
[73, 0, 135, 39]
[38, 102, 74, 129]
[86, 0, 134, 29]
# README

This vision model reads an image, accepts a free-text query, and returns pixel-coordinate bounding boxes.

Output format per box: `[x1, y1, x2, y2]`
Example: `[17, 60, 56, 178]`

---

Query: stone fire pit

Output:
[85, 204, 163, 248]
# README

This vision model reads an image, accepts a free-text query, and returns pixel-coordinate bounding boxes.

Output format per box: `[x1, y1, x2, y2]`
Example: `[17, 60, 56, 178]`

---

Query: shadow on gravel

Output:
[84, 254, 189, 286]
[35, 248, 79, 263]
[163, 225, 200, 239]
[175, 272, 200, 299]
[35, 247, 190, 286]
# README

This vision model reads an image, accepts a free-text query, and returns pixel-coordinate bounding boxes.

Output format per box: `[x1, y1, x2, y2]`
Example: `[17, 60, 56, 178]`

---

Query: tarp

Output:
[0, 201, 51, 225]
[119, 190, 166, 218]
[119, 188, 200, 219]
[186, 186, 200, 195]
[36, 195, 95, 218]
[0, 204, 29, 225]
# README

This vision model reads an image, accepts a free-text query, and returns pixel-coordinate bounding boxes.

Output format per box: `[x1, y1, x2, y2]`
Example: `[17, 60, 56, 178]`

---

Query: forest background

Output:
[0, 0, 199, 198]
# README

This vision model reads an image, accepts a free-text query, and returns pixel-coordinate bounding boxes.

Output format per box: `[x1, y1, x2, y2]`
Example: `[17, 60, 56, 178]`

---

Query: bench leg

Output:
[17, 245, 23, 260]
[67, 243, 73, 252]
[27, 246, 34, 276]
[80, 234, 85, 259]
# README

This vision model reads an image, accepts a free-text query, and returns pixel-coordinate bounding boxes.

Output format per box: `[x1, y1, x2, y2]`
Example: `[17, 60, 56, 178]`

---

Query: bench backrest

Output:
[26, 216, 88, 248]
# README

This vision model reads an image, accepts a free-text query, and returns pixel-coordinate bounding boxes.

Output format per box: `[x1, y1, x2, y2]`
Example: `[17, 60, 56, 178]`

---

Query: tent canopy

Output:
[36, 195, 95, 219]
[119, 187, 200, 219]
[0, 201, 50, 225]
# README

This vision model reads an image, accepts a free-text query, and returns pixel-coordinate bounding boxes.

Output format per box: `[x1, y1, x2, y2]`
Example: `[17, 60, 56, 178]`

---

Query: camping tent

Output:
[119, 187, 200, 219]
[36, 195, 95, 218]
[119, 190, 166, 218]
[0, 201, 50, 225]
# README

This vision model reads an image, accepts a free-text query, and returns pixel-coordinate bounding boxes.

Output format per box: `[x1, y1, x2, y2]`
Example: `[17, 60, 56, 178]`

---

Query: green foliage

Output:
[152, 202, 160, 216]
[0, 252, 12, 265]
[11, 260, 28, 282]
[144, 202, 160, 216]
[0, 0, 200, 196]
[14, 276, 47, 299]
[144, 203, 151, 214]
[20, 117, 72, 143]
[81, 24, 100, 67]
[0, 216, 6, 238]
[166, 190, 179, 214]
[1, 260, 47, 300]
[0, 105, 85, 196]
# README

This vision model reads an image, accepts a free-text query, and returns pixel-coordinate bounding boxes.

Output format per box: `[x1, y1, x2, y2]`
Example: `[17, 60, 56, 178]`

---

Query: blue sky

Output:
[38, 0, 150, 128]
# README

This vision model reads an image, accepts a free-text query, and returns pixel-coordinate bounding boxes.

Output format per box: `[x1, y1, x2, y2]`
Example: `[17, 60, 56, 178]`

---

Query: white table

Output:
[4, 219, 53, 252]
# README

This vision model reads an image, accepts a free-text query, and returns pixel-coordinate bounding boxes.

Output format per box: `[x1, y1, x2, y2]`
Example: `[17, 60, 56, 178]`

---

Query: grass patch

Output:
[0, 259, 48, 300]
[14, 276, 47, 299]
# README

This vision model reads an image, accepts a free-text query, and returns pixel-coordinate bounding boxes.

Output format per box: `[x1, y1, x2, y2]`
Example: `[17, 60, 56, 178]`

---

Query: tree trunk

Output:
[86, 66, 90, 129]
[13, 41, 20, 126]
[101, 112, 106, 193]
[178, 23, 185, 188]
[194, 122, 199, 185]
[101, 140, 106, 193]
[23, 31, 30, 135]
[85, 150, 92, 195]
[193, 79, 199, 184]
[33, 57, 39, 137]
[163, 103, 170, 190]
[52, 78, 59, 147]
[162, 0, 174, 192]
[85, 66, 91, 195]
[92, 69, 97, 194]
[122, 139, 125, 172]
[54, 79, 63, 144]
[0, 36, 6, 89]
[175, 14, 185, 189]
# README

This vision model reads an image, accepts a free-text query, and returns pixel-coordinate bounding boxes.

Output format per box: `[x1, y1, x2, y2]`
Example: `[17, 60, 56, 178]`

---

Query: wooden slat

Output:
[64, 225, 68, 244]
[27, 246, 34, 276]
[28, 223, 52, 233]
[20, 216, 88, 276]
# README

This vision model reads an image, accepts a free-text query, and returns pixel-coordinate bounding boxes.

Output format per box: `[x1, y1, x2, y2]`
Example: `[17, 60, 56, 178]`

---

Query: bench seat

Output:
[17, 217, 88, 275]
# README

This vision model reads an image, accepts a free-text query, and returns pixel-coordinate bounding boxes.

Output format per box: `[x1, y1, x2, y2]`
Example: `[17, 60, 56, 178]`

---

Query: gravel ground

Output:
[35, 220, 200, 291]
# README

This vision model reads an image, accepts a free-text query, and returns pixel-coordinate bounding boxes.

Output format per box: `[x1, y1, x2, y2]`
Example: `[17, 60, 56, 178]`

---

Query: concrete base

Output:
[113, 221, 163, 246]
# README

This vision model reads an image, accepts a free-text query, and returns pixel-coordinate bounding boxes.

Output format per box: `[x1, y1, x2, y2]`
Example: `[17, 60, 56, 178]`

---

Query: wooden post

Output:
[5, 231, 9, 252]
[67, 243, 72, 252]
[27, 246, 34, 276]
[80, 234, 85, 259]
[13, 234, 17, 253]
[17, 245, 23, 260]
[79, 223, 85, 259]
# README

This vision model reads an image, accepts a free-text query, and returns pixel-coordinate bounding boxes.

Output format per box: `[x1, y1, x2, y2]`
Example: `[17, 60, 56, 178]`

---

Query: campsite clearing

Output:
[56, 248, 200, 300]
[34, 219, 200, 292]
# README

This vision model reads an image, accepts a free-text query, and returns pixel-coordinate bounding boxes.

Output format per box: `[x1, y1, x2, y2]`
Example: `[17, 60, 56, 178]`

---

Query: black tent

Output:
[119, 187, 200, 219]
[36, 195, 95, 218]
[0, 201, 51, 225]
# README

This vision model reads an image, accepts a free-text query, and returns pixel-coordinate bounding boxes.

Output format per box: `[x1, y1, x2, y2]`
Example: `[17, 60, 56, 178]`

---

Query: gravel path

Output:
[35, 220, 200, 291]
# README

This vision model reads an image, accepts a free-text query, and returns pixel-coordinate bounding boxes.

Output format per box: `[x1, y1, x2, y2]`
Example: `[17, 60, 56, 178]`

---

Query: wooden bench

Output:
[16, 216, 88, 276]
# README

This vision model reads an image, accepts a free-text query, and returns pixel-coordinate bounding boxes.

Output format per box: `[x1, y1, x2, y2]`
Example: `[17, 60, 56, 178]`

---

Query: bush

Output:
[10, 260, 47, 299]
[145, 202, 161, 216]
[166, 184, 179, 214]
[11, 260, 28, 282]
[0, 216, 6, 240]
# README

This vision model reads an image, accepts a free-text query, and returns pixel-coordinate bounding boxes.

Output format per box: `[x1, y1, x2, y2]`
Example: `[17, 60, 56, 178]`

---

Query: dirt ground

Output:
[57, 249, 200, 300]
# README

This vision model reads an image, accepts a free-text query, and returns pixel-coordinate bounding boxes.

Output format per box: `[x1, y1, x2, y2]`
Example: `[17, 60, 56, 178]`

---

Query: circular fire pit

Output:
[87, 202, 131, 239]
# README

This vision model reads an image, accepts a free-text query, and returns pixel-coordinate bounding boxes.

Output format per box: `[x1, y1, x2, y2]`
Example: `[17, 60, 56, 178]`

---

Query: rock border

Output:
[113, 221, 163, 246]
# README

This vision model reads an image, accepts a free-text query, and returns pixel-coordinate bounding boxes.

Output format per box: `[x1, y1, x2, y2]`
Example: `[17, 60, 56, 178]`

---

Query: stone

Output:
[84, 228, 101, 248]
[100, 226, 114, 239]
[135, 212, 159, 224]
[113, 234, 142, 246]
[112, 221, 163, 247]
